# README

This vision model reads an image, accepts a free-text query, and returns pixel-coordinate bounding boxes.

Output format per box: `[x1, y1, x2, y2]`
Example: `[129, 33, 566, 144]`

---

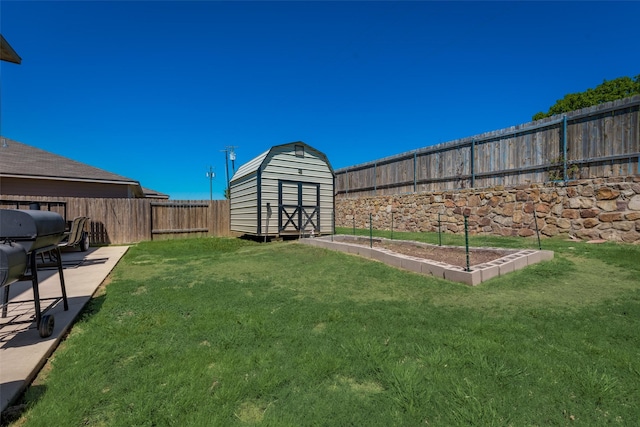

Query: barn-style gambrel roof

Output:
[231, 141, 334, 183]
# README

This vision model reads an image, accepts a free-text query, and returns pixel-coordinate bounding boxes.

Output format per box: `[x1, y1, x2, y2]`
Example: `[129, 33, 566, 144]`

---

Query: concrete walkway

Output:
[0, 246, 129, 413]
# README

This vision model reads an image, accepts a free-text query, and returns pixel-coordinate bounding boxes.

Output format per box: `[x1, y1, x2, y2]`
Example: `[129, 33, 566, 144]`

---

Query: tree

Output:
[533, 75, 640, 120]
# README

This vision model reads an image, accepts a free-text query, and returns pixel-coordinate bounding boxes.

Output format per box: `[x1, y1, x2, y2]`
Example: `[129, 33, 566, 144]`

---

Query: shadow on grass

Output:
[77, 293, 106, 323]
[0, 384, 47, 427]
[0, 293, 107, 426]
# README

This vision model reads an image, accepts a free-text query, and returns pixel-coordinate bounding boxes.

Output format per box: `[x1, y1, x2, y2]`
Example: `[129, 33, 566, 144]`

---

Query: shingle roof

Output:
[142, 187, 170, 199]
[0, 136, 140, 186]
[0, 34, 21, 64]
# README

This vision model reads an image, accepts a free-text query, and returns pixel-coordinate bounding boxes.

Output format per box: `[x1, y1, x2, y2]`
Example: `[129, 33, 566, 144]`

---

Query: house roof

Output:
[0, 34, 22, 64]
[0, 136, 144, 195]
[230, 141, 334, 183]
[142, 187, 170, 199]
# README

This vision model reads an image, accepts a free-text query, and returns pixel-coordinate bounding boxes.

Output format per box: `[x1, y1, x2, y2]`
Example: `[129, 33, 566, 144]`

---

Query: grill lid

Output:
[0, 209, 66, 252]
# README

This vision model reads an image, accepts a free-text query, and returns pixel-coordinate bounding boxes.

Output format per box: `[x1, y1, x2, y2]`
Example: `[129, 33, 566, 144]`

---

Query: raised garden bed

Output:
[299, 235, 553, 286]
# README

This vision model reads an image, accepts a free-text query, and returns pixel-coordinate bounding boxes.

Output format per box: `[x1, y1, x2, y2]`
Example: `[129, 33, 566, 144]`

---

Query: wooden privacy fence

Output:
[150, 202, 209, 239]
[0, 197, 230, 245]
[336, 96, 640, 198]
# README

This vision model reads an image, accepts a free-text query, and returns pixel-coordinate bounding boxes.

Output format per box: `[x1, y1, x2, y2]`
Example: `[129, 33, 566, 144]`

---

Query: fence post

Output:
[346, 170, 349, 195]
[471, 138, 475, 188]
[208, 200, 213, 237]
[374, 162, 377, 195]
[149, 202, 154, 241]
[413, 152, 417, 193]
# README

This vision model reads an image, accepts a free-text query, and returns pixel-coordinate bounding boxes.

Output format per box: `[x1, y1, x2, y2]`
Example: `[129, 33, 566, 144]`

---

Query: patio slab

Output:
[0, 246, 129, 414]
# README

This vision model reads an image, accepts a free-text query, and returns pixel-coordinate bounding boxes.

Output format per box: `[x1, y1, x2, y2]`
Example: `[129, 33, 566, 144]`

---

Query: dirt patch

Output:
[349, 239, 507, 268]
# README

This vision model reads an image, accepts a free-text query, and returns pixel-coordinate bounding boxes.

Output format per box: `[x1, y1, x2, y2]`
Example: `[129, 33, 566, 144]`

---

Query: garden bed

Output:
[353, 238, 506, 268]
[300, 235, 553, 286]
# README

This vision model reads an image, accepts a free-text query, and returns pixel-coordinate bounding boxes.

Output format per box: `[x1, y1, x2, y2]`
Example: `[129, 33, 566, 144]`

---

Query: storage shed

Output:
[230, 142, 334, 238]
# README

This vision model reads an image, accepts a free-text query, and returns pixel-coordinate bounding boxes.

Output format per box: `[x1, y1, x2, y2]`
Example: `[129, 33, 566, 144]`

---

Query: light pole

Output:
[206, 166, 215, 202]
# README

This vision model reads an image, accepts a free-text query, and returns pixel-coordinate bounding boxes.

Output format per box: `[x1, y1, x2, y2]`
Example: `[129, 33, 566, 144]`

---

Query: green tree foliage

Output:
[533, 75, 640, 120]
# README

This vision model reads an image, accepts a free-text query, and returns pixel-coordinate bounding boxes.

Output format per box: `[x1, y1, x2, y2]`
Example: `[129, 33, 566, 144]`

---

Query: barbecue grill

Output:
[1, 209, 69, 337]
[0, 242, 27, 287]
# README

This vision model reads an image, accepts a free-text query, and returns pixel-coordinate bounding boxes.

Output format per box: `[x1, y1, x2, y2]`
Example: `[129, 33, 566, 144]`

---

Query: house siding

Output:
[0, 177, 135, 198]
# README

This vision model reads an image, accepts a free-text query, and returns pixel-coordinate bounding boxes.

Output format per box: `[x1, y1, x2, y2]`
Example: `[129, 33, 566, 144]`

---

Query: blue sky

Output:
[2, 1, 639, 200]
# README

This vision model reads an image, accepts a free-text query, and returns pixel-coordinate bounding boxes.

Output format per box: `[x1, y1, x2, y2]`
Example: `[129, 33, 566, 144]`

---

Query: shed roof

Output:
[230, 141, 333, 183]
[0, 136, 144, 196]
[231, 149, 269, 182]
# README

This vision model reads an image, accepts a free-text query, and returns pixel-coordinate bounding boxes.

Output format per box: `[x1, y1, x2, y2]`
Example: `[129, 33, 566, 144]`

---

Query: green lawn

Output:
[8, 232, 640, 426]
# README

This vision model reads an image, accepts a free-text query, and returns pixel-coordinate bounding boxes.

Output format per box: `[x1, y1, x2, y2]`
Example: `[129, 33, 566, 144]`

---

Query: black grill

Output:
[1, 209, 69, 337]
[0, 242, 27, 288]
[0, 209, 66, 253]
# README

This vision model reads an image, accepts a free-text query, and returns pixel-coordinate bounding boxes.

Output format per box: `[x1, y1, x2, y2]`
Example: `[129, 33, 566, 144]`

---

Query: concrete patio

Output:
[0, 246, 129, 414]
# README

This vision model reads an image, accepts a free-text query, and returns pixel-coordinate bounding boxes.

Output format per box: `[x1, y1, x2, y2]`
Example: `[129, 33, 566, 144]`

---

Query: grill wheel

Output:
[38, 314, 55, 338]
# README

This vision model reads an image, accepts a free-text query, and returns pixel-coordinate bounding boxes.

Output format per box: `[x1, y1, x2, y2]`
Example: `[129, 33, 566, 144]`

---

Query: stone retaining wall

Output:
[335, 176, 640, 243]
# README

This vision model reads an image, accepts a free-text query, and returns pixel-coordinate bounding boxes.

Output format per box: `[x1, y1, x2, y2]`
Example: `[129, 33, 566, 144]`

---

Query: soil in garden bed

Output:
[350, 239, 508, 268]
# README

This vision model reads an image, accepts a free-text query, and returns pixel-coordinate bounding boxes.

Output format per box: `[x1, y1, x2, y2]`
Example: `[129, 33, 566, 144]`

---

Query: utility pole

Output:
[222, 149, 229, 198]
[206, 166, 215, 202]
[221, 146, 238, 199]
[230, 149, 236, 175]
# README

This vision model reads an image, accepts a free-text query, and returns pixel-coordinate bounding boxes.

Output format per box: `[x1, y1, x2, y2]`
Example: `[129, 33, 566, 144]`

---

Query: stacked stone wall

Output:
[335, 176, 640, 243]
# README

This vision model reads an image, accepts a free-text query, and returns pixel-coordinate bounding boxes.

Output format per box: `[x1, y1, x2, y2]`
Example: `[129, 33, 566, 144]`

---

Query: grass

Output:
[7, 232, 640, 426]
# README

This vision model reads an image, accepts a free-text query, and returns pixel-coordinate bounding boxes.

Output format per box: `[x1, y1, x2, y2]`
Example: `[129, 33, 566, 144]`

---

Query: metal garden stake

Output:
[369, 213, 373, 248]
[534, 207, 542, 250]
[464, 215, 470, 272]
[391, 212, 394, 240]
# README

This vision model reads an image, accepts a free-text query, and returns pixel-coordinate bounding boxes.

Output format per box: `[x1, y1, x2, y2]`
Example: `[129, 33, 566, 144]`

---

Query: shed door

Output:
[278, 180, 320, 234]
